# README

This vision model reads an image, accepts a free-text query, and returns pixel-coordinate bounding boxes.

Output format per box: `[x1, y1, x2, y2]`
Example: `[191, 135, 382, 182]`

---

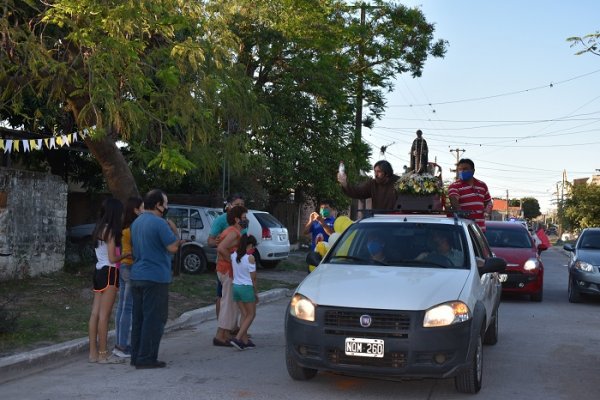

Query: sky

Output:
[362, 0, 600, 213]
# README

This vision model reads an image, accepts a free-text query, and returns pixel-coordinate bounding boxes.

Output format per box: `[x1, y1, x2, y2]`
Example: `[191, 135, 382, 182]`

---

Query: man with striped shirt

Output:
[448, 159, 492, 232]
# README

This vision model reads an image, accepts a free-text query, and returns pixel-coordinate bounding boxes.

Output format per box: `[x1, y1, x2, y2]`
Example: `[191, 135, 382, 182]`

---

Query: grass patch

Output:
[0, 252, 306, 357]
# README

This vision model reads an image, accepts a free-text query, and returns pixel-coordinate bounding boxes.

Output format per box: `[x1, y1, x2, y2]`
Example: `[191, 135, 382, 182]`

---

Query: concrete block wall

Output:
[0, 168, 67, 280]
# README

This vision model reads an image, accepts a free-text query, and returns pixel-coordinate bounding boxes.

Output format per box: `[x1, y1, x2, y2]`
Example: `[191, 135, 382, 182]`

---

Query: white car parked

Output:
[285, 212, 506, 393]
[169, 204, 290, 273]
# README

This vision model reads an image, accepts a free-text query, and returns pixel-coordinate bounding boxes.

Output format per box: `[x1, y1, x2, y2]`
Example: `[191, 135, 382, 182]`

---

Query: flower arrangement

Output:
[396, 173, 443, 196]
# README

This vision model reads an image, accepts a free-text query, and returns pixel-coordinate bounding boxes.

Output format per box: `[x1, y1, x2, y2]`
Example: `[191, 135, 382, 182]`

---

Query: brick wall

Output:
[0, 168, 67, 280]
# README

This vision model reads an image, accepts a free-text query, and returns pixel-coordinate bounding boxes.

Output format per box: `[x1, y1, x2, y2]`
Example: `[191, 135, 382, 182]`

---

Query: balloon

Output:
[334, 216, 353, 233]
[315, 241, 329, 256]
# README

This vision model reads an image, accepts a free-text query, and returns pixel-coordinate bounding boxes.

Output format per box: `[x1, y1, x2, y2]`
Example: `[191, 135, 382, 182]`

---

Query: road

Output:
[2, 247, 599, 399]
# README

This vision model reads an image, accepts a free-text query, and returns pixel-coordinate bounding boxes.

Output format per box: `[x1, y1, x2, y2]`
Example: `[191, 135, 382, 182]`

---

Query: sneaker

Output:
[230, 338, 246, 351]
[244, 340, 256, 350]
[112, 348, 131, 358]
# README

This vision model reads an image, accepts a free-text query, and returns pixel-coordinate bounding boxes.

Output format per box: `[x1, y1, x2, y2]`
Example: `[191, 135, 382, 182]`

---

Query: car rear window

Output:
[485, 227, 532, 249]
[253, 212, 284, 228]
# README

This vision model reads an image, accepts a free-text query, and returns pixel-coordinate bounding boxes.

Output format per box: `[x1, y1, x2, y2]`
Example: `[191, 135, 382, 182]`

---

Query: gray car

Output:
[563, 227, 600, 303]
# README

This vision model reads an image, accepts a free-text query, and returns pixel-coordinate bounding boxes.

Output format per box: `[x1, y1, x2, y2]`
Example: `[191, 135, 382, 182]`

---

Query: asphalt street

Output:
[1, 247, 599, 400]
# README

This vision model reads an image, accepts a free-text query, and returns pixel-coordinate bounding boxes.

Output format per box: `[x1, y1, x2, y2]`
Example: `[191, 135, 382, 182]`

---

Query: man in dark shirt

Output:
[337, 160, 399, 210]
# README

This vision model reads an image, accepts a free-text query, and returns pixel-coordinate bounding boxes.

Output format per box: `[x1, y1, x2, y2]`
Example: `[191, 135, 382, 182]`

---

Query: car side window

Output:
[190, 209, 203, 229]
[169, 207, 189, 230]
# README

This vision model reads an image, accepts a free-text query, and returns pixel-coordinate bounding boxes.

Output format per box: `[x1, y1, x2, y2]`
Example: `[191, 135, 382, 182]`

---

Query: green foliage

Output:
[1, 0, 445, 210]
[563, 183, 600, 230]
[567, 31, 600, 56]
[521, 197, 541, 220]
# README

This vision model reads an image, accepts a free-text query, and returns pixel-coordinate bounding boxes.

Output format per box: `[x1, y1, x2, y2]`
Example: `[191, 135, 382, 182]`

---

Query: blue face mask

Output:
[241, 228, 248, 235]
[459, 170, 474, 181]
[367, 241, 384, 256]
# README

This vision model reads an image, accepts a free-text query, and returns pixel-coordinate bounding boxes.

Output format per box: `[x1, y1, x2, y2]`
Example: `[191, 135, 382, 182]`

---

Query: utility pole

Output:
[354, 3, 366, 147]
[449, 148, 466, 180]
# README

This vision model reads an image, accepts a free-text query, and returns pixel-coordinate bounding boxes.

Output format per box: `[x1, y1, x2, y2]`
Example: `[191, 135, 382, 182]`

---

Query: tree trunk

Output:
[84, 135, 140, 203]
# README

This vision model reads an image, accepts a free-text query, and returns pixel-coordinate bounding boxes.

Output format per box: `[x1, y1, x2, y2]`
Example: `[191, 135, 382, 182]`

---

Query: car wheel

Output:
[568, 276, 582, 303]
[455, 334, 483, 393]
[253, 250, 262, 269]
[286, 344, 317, 380]
[260, 260, 280, 269]
[483, 313, 498, 345]
[530, 289, 543, 302]
[181, 247, 207, 274]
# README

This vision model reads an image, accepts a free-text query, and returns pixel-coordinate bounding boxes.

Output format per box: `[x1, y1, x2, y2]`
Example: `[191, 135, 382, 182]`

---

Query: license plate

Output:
[345, 337, 384, 358]
[498, 274, 508, 283]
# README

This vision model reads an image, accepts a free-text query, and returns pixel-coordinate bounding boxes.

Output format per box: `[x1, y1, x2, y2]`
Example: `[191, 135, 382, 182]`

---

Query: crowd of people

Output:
[87, 130, 502, 368]
[87, 190, 259, 369]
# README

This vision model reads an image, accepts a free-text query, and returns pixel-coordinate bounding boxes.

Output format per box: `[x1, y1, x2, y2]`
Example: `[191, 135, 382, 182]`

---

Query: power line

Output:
[387, 68, 600, 107]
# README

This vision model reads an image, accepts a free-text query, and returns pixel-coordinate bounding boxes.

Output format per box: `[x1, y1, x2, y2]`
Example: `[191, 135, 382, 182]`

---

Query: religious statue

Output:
[410, 129, 428, 174]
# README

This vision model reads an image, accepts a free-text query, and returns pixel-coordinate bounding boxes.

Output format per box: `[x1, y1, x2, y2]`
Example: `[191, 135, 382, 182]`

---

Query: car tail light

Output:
[262, 227, 272, 240]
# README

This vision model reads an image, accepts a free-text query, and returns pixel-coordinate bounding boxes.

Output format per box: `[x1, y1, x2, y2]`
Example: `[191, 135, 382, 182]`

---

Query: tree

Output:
[1, 0, 262, 202]
[223, 0, 446, 207]
[567, 32, 600, 56]
[563, 183, 600, 230]
[521, 197, 541, 221]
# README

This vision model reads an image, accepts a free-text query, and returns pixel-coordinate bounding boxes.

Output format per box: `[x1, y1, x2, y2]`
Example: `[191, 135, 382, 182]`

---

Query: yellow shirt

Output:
[121, 227, 134, 266]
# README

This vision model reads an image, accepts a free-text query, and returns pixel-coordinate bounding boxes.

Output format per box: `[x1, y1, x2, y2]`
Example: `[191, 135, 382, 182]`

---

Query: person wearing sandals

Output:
[89, 198, 130, 363]
[213, 205, 248, 347]
[230, 234, 259, 350]
[113, 196, 144, 359]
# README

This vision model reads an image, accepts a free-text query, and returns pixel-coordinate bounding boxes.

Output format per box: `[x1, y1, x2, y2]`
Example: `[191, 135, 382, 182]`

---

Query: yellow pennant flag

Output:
[13, 140, 19, 152]
[0, 139, 4, 151]
[29, 139, 37, 150]
[56, 136, 63, 146]
[44, 138, 49, 149]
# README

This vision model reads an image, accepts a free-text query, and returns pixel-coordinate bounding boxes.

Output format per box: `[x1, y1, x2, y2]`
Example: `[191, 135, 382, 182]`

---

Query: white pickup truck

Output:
[285, 212, 506, 394]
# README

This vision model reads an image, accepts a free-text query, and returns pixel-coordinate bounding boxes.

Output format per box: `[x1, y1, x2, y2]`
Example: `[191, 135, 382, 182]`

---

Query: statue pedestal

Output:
[395, 194, 443, 211]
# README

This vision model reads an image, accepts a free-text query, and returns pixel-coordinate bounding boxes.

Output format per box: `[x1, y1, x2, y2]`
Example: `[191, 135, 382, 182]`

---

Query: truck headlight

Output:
[423, 301, 471, 327]
[289, 294, 316, 322]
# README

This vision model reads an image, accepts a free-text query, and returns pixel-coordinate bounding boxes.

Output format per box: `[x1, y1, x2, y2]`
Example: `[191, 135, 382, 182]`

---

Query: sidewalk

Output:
[0, 288, 293, 384]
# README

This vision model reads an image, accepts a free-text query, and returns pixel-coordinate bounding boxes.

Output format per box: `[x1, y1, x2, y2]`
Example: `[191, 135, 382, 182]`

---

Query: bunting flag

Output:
[0, 130, 89, 154]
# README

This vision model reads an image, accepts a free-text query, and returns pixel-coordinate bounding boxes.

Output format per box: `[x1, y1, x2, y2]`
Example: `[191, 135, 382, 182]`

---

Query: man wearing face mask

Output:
[366, 235, 387, 264]
[130, 189, 184, 369]
[303, 200, 336, 251]
[448, 158, 492, 232]
[338, 160, 399, 210]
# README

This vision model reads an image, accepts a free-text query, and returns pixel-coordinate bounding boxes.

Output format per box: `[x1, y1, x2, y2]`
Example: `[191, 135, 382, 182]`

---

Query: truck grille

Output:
[322, 308, 411, 339]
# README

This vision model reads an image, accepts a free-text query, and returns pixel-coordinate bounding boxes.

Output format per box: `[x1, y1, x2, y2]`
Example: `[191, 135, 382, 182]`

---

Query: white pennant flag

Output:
[23, 140, 30, 152]
[4, 140, 12, 153]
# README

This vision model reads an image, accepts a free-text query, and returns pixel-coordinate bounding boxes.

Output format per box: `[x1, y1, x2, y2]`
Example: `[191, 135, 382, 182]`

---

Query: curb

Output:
[0, 288, 292, 383]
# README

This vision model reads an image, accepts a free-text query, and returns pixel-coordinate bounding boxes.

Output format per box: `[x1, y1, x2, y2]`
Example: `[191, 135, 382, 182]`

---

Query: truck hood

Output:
[295, 263, 471, 311]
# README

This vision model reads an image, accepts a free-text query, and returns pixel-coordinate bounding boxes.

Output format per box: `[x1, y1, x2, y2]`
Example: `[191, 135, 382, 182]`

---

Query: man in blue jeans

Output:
[130, 189, 182, 369]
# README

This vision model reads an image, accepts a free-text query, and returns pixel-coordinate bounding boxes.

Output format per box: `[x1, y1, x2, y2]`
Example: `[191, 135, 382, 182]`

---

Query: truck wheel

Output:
[455, 334, 483, 393]
[181, 247, 207, 274]
[286, 345, 317, 380]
